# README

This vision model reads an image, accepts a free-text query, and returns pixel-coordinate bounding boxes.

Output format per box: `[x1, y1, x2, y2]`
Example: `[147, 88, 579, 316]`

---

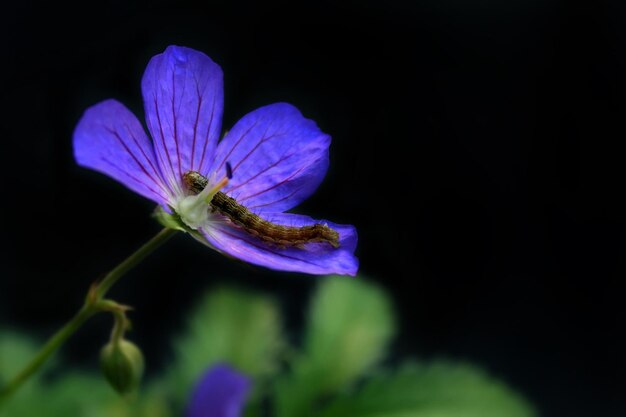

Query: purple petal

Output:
[203, 213, 358, 276]
[73, 99, 171, 205]
[186, 364, 250, 417]
[142, 45, 224, 194]
[210, 103, 330, 213]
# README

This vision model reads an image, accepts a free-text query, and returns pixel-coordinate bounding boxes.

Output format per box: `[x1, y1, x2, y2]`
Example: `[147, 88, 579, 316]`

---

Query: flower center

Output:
[175, 175, 229, 230]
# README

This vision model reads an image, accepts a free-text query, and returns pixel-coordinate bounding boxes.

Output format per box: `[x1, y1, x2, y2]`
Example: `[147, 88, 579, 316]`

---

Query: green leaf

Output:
[274, 276, 395, 417]
[0, 331, 40, 383]
[0, 331, 45, 412]
[304, 277, 395, 389]
[316, 361, 536, 417]
[0, 330, 171, 417]
[167, 287, 284, 405]
[0, 371, 112, 417]
[1, 370, 172, 417]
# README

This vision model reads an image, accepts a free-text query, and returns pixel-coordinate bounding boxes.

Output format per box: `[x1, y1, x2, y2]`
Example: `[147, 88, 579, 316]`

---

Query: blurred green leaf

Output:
[0, 331, 43, 411]
[0, 329, 55, 384]
[0, 329, 171, 417]
[275, 276, 395, 417]
[0, 371, 111, 417]
[115, 381, 174, 417]
[0, 371, 172, 417]
[0, 331, 40, 383]
[304, 277, 395, 389]
[34, 373, 116, 417]
[168, 287, 284, 405]
[316, 361, 536, 417]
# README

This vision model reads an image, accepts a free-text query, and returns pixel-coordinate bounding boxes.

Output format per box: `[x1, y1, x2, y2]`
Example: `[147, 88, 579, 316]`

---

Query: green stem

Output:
[95, 228, 177, 298]
[0, 306, 94, 401]
[109, 307, 129, 344]
[0, 227, 177, 402]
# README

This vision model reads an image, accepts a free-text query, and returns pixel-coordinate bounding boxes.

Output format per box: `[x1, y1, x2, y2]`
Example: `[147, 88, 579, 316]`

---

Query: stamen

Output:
[202, 177, 229, 203]
[225, 161, 233, 179]
[177, 170, 230, 230]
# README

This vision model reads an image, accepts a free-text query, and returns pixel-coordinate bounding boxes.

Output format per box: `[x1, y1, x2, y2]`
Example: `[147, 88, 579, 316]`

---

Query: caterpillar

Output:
[182, 171, 340, 248]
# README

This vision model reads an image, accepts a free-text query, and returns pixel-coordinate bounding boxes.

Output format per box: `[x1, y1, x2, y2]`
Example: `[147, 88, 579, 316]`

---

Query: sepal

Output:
[153, 206, 190, 232]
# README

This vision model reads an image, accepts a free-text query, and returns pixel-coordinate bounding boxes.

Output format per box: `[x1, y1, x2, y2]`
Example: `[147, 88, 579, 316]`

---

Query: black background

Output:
[1, 0, 625, 415]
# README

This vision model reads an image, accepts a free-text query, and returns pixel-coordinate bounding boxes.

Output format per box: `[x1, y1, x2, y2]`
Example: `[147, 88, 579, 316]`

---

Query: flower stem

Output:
[0, 227, 177, 402]
[95, 228, 177, 298]
[0, 306, 94, 401]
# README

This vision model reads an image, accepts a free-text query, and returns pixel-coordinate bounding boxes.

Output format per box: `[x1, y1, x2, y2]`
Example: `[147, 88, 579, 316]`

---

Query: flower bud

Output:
[99, 339, 144, 395]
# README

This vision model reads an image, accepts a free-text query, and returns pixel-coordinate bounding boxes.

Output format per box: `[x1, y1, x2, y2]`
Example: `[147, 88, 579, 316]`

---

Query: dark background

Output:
[1, 0, 625, 415]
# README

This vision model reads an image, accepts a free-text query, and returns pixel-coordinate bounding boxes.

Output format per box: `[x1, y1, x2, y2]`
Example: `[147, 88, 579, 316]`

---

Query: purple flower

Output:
[186, 364, 250, 417]
[73, 45, 358, 276]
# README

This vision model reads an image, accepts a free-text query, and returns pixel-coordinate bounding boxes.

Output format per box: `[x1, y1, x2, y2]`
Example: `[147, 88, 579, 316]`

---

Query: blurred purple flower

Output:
[187, 364, 250, 417]
[73, 45, 358, 275]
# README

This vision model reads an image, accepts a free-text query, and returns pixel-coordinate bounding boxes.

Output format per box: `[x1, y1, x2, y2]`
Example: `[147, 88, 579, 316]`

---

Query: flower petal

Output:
[186, 364, 250, 417]
[211, 103, 330, 213]
[142, 45, 224, 195]
[203, 213, 358, 276]
[73, 99, 171, 204]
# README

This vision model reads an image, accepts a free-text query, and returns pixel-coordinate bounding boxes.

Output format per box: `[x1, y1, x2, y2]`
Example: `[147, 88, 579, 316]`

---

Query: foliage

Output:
[167, 287, 284, 408]
[274, 277, 395, 417]
[316, 362, 535, 417]
[0, 277, 536, 417]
